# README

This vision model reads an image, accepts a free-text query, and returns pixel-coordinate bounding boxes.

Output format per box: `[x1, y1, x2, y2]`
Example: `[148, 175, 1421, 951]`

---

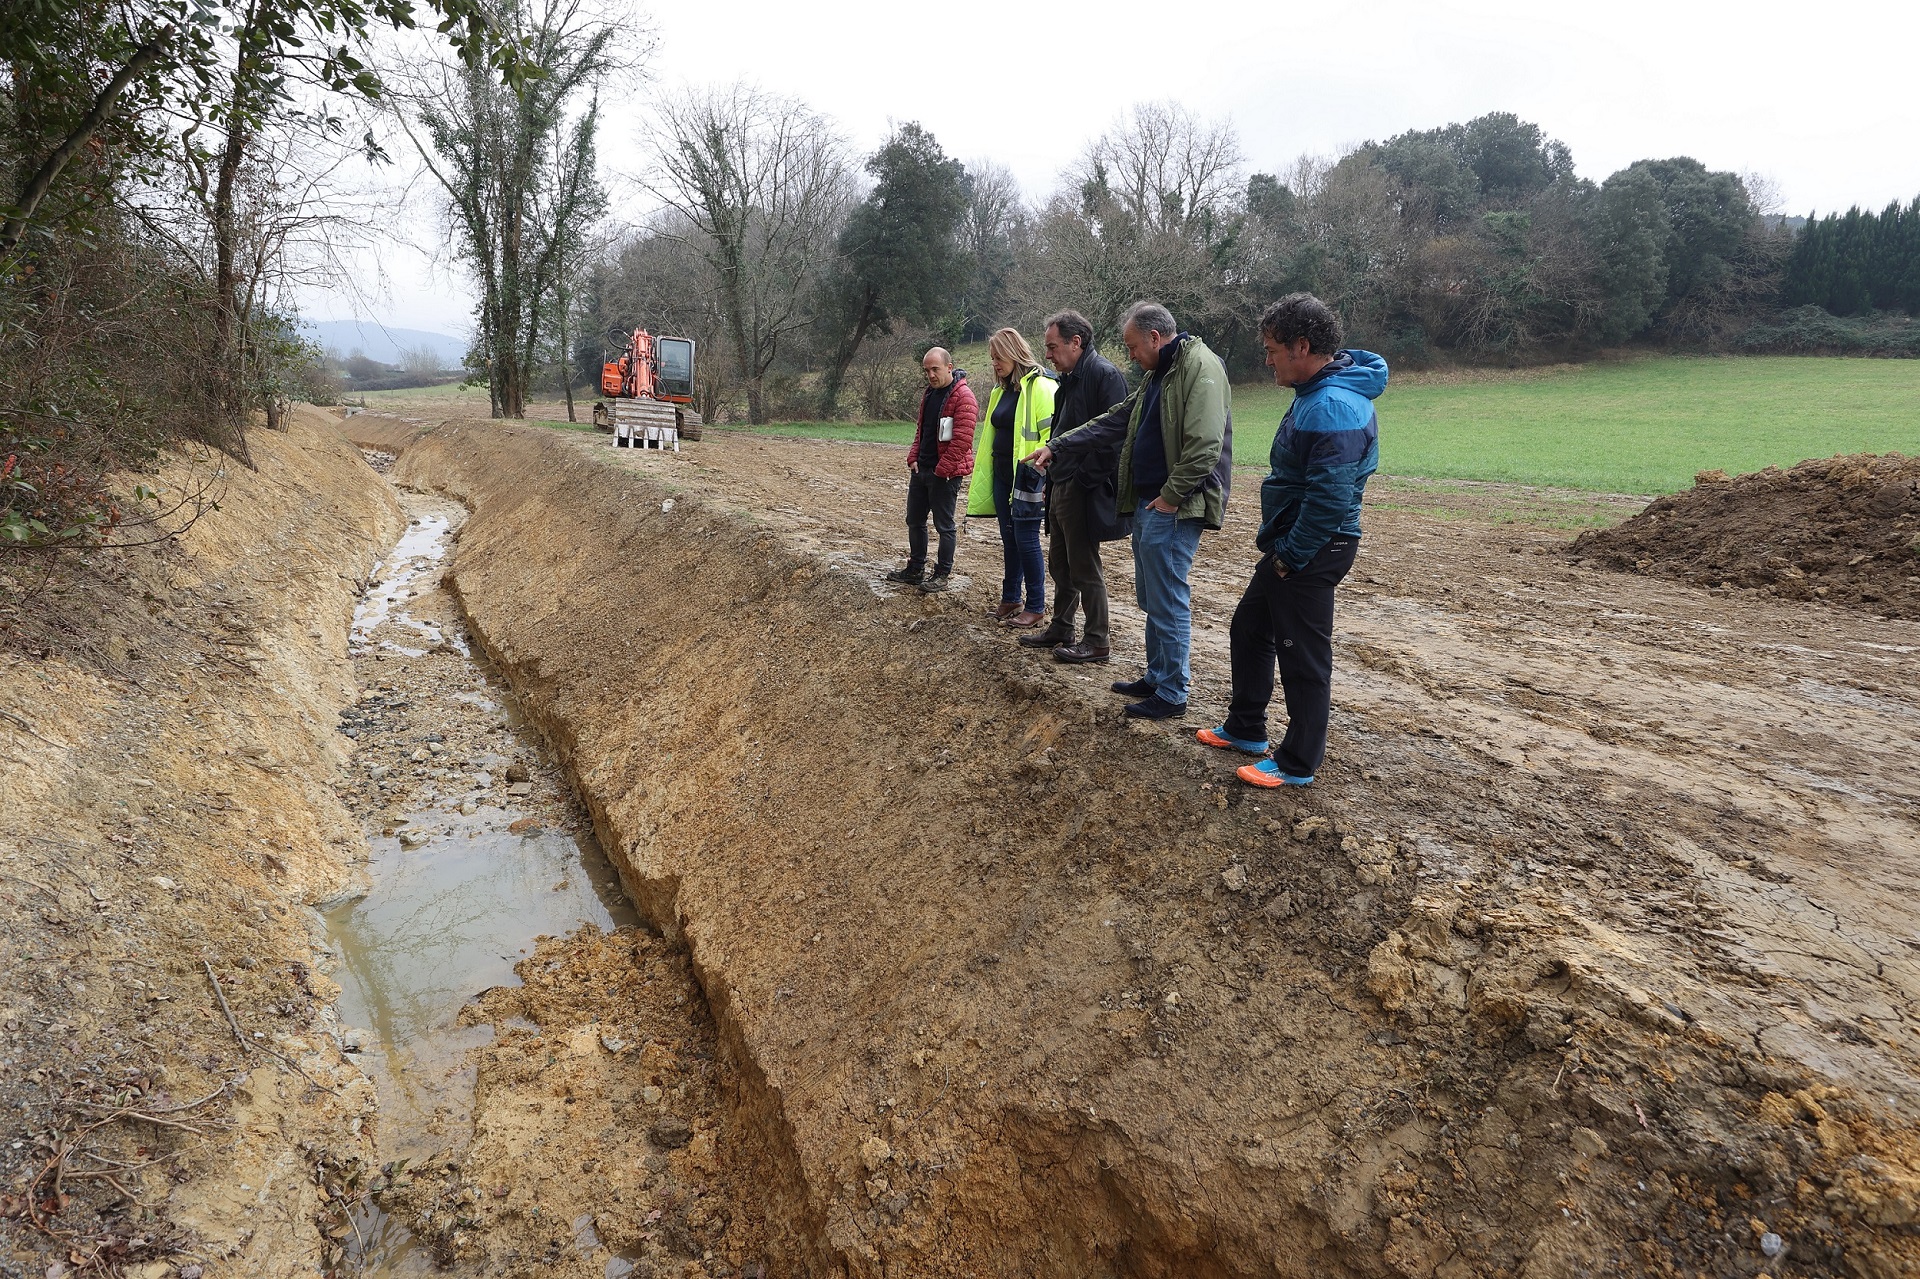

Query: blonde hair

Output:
[988, 327, 1041, 388]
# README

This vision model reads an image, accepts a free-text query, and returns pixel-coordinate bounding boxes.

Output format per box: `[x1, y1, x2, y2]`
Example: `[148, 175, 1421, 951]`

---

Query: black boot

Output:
[1018, 622, 1074, 648]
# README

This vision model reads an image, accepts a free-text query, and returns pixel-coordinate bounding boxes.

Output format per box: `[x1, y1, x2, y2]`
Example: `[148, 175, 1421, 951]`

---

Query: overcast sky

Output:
[303, 0, 1920, 338]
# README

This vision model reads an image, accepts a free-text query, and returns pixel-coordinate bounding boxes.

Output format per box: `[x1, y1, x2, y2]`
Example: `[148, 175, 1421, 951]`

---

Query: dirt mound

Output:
[1572, 453, 1920, 616]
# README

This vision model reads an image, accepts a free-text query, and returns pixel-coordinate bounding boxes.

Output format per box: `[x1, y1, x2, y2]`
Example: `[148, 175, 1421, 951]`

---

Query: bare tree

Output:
[1740, 170, 1787, 220]
[1015, 192, 1222, 339]
[1278, 152, 1422, 338]
[646, 82, 851, 424]
[128, 102, 378, 434]
[1080, 102, 1243, 239]
[847, 326, 925, 421]
[399, 0, 625, 418]
[958, 158, 1026, 334]
[1008, 102, 1248, 342]
[399, 344, 445, 377]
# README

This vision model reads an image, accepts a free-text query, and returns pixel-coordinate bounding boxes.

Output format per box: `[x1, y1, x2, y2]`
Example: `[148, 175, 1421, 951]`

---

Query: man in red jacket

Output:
[889, 346, 979, 593]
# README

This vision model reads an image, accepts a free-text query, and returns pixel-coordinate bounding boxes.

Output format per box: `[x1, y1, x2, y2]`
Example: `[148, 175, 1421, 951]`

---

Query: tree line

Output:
[8, 0, 1918, 567]
[573, 97, 1918, 425]
[1782, 198, 1920, 317]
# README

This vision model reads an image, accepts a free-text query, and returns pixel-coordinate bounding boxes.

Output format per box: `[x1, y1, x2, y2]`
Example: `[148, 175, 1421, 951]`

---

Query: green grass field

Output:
[742, 356, 1920, 495]
[351, 380, 475, 402]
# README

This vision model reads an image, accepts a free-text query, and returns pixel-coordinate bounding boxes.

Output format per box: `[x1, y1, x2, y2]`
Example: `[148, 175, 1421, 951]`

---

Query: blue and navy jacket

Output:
[1257, 349, 1387, 570]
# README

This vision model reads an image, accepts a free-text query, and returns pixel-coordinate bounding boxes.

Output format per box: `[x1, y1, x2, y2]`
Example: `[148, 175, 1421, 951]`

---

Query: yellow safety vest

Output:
[967, 367, 1057, 517]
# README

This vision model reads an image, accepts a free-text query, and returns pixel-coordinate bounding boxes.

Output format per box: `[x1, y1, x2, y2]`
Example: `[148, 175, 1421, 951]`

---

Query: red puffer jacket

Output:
[904, 372, 979, 478]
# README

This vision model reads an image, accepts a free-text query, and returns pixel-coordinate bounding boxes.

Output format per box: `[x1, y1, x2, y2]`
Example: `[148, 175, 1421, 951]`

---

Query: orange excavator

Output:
[592, 329, 703, 446]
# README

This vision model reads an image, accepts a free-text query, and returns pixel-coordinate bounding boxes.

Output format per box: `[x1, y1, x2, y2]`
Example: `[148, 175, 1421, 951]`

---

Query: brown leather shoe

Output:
[1018, 625, 1074, 648]
[985, 601, 1020, 621]
[1004, 610, 1045, 629]
[1053, 641, 1110, 664]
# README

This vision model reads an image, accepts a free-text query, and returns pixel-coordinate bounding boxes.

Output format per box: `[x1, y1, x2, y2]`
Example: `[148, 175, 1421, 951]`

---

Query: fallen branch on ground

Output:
[202, 959, 341, 1094]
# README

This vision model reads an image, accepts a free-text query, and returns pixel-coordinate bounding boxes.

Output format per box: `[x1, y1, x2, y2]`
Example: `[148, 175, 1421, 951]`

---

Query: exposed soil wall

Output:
[391, 420, 1920, 1278]
[1572, 453, 1920, 618]
[0, 408, 398, 1275]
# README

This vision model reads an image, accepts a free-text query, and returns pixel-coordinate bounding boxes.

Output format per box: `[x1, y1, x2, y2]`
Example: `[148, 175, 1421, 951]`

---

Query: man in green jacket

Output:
[1032, 301, 1232, 719]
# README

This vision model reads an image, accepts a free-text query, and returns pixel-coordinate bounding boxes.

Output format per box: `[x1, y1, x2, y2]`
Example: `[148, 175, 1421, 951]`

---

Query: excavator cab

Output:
[653, 337, 694, 402]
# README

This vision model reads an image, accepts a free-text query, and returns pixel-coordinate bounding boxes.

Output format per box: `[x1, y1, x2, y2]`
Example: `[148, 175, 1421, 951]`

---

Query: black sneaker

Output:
[884, 567, 924, 585]
[1110, 678, 1153, 696]
[919, 573, 951, 594]
[1123, 694, 1186, 720]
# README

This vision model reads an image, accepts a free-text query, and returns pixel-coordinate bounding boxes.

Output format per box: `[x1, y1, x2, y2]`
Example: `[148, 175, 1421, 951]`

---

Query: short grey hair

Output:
[1121, 301, 1177, 339]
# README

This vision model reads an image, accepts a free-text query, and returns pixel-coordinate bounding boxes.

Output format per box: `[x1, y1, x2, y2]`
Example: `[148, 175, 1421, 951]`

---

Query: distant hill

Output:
[303, 320, 466, 367]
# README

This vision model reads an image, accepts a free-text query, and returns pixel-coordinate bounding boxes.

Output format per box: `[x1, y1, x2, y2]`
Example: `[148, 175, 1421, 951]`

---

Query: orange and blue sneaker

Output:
[1236, 759, 1314, 788]
[1196, 725, 1269, 755]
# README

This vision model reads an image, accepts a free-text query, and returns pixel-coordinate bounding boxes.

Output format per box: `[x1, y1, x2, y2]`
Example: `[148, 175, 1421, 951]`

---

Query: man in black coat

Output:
[1021, 310, 1131, 663]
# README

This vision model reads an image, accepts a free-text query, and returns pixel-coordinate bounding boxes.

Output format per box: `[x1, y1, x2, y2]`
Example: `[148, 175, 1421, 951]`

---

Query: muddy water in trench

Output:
[322, 489, 638, 1273]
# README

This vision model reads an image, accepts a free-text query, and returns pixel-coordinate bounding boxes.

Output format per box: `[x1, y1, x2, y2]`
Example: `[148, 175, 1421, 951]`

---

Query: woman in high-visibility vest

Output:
[967, 327, 1057, 628]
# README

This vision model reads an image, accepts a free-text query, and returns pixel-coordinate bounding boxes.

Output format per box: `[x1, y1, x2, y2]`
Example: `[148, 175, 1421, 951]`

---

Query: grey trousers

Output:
[1046, 482, 1110, 646]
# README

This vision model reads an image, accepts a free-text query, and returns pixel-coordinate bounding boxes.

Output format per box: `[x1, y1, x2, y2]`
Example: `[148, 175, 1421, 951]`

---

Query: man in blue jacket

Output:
[1196, 294, 1384, 787]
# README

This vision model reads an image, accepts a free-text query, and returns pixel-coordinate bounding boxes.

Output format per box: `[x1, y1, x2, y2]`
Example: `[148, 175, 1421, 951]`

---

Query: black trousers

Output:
[1223, 538, 1359, 777]
[905, 471, 963, 575]
[1046, 482, 1109, 645]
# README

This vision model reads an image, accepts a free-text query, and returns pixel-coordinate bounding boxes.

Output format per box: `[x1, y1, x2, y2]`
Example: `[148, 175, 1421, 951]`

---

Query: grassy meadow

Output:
[1234, 356, 1920, 493]
[741, 355, 1920, 495]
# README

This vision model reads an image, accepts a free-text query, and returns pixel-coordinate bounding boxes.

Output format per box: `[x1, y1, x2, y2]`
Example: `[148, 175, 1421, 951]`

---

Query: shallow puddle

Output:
[325, 814, 635, 1161]
[323, 490, 637, 1274]
[349, 511, 465, 658]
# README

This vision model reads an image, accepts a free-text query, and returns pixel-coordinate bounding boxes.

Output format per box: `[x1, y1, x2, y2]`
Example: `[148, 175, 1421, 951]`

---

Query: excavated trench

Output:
[320, 491, 639, 1272]
[9, 405, 1914, 1277]
[321, 471, 786, 1276]
[315, 414, 1920, 1279]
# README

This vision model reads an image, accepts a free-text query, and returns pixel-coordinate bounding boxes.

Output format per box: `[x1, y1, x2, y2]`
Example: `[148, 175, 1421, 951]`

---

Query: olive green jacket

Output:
[1050, 334, 1233, 530]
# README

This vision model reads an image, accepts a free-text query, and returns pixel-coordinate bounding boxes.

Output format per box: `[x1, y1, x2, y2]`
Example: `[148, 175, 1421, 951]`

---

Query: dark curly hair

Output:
[1259, 293, 1344, 355]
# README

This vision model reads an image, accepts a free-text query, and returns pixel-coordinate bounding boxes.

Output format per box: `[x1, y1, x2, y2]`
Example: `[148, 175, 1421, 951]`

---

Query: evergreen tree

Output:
[1781, 195, 1920, 315]
[816, 123, 969, 415]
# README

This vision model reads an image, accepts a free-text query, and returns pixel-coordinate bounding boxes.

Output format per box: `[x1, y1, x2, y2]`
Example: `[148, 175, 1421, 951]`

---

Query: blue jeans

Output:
[992, 459, 1046, 611]
[1131, 497, 1203, 705]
